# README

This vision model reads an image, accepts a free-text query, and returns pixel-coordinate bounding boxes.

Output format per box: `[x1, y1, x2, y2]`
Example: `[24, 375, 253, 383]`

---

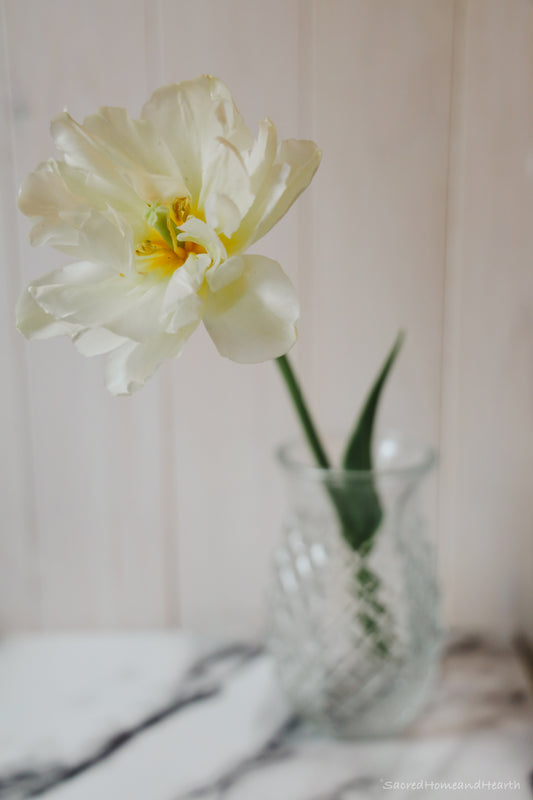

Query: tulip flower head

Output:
[16, 76, 321, 394]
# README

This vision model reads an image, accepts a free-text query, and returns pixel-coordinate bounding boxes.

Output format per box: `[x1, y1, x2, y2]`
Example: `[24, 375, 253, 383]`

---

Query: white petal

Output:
[204, 193, 241, 238]
[45, 210, 132, 272]
[55, 160, 144, 224]
[141, 76, 252, 204]
[19, 159, 134, 270]
[162, 295, 203, 333]
[53, 108, 189, 208]
[16, 285, 84, 340]
[181, 252, 211, 288]
[244, 118, 278, 194]
[29, 260, 114, 292]
[81, 106, 189, 206]
[26, 261, 168, 342]
[104, 326, 197, 396]
[177, 217, 226, 267]
[126, 173, 188, 207]
[17, 283, 128, 357]
[51, 113, 143, 213]
[198, 137, 253, 221]
[28, 216, 81, 250]
[73, 327, 128, 356]
[235, 138, 321, 252]
[28, 261, 123, 320]
[82, 106, 186, 188]
[18, 159, 87, 218]
[160, 254, 208, 333]
[206, 254, 244, 293]
[203, 254, 299, 363]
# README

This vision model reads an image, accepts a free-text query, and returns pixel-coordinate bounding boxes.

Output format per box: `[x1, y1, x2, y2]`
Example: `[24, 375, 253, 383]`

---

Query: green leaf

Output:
[337, 331, 404, 550]
[343, 331, 404, 471]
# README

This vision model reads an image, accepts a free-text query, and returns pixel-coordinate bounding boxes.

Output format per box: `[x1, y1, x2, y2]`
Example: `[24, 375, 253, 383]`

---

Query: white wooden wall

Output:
[1, 0, 532, 639]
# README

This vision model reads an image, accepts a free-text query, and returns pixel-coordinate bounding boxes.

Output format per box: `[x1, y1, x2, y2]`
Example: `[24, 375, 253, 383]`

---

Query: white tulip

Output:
[16, 76, 321, 395]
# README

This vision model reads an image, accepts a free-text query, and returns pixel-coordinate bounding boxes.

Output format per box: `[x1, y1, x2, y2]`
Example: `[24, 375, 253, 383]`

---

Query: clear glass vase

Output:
[267, 433, 440, 738]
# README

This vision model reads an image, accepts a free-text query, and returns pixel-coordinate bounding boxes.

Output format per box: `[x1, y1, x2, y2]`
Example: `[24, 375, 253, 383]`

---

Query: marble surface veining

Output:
[0, 633, 532, 799]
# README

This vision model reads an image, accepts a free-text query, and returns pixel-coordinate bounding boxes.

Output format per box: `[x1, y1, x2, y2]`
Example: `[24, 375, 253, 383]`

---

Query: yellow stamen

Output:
[170, 196, 191, 226]
[167, 216, 179, 253]
[135, 236, 186, 276]
[135, 197, 207, 278]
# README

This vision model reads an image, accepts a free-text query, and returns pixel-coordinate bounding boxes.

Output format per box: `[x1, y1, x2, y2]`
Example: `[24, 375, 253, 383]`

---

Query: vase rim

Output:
[277, 430, 437, 482]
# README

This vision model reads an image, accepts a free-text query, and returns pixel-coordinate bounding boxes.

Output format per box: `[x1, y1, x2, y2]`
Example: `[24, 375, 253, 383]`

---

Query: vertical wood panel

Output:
[307, 0, 455, 624]
[310, 0, 453, 444]
[158, 0, 302, 635]
[0, 0, 40, 629]
[5, 0, 169, 628]
[441, 0, 533, 636]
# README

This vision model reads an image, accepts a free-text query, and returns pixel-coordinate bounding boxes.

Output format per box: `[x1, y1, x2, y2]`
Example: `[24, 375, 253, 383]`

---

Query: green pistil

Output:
[144, 204, 176, 249]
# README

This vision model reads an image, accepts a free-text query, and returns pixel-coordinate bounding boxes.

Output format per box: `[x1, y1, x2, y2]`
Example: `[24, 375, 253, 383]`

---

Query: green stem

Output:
[276, 353, 366, 547]
[276, 354, 330, 469]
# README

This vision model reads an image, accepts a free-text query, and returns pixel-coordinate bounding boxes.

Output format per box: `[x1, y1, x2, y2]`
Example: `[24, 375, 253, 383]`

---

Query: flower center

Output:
[135, 197, 205, 276]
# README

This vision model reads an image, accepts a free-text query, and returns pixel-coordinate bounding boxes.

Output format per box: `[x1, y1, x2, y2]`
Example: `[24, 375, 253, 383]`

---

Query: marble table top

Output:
[0, 632, 532, 799]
